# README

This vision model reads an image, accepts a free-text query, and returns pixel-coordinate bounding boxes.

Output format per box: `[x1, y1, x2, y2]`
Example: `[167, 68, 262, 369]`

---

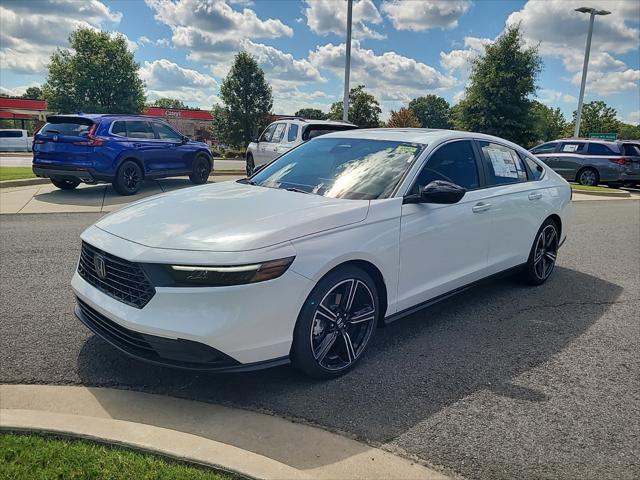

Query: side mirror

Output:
[404, 180, 466, 204]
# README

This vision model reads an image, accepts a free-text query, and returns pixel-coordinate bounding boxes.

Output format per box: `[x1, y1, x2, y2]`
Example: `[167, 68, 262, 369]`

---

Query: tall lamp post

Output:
[573, 7, 611, 138]
[342, 0, 353, 122]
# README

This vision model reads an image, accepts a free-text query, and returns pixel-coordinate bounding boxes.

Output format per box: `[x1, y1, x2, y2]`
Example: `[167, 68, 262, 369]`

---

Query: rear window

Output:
[39, 118, 93, 137]
[302, 124, 357, 141]
[0, 130, 24, 138]
[586, 143, 618, 155]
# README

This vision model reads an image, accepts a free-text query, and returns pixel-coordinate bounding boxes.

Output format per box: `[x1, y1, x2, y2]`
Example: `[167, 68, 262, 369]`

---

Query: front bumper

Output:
[71, 239, 315, 368]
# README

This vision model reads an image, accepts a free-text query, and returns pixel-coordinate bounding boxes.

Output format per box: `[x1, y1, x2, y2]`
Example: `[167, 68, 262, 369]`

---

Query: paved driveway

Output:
[1, 201, 638, 479]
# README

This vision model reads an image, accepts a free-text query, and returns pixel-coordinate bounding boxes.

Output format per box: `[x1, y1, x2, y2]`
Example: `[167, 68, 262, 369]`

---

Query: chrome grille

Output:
[78, 241, 155, 308]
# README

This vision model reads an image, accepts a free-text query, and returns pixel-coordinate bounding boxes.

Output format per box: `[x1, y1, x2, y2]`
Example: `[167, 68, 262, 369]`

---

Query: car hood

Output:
[96, 181, 369, 252]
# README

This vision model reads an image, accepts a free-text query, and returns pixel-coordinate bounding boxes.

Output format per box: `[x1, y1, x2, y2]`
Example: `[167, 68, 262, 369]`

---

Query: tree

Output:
[408, 95, 451, 128]
[151, 98, 187, 109]
[456, 25, 542, 146]
[294, 108, 327, 120]
[22, 86, 43, 100]
[386, 107, 421, 128]
[569, 100, 619, 137]
[618, 122, 640, 140]
[42, 28, 145, 114]
[218, 51, 272, 148]
[211, 104, 231, 146]
[328, 85, 381, 128]
[531, 101, 567, 143]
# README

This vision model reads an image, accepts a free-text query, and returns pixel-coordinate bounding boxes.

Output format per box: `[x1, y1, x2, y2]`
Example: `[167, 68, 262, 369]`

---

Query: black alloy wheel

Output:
[189, 155, 211, 185]
[292, 266, 378, 379]
[524, 219, 559, 285]
[113, 160, 143, 195]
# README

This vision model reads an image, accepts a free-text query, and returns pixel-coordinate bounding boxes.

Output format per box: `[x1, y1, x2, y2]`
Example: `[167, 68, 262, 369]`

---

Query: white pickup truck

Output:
[0, 129, 33, 152]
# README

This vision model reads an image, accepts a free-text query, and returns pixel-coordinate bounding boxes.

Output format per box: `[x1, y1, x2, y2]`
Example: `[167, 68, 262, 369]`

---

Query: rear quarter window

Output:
[586, 143, 618, 155]
[302, 125, 357, 141]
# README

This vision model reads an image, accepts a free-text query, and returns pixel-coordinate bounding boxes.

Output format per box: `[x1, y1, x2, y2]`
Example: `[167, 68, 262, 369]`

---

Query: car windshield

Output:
[249, 138, 424, 200]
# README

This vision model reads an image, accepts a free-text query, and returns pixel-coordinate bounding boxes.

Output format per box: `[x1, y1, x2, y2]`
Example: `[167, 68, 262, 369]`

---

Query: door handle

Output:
[472, 202, 491, 213]
[528, 192, 543, 200]
[133, 143, 142, 148]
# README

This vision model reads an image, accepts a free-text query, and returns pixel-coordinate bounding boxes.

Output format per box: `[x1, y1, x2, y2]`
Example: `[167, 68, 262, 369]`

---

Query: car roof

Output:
[553, 138, 619, 145]
[275, 118, 355, 126]
[46, 114, 169, 122]
[318, 128, 530, 150]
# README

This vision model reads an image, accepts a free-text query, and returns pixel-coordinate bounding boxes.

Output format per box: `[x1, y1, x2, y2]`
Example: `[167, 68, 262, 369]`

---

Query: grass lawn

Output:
[570, 183, 618, 193]
[0, 167, 35, 181]
[0, 433, 233, 480]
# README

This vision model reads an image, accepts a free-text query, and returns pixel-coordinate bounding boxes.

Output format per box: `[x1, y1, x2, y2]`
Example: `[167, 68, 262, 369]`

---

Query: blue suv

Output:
[33, 114, 213, 195]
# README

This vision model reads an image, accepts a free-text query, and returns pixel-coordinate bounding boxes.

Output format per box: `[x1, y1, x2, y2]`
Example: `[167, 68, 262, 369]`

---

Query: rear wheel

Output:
[576, 167, 599, 186]
[291, 266, 379, 379]
[113, 160, 143, 195]
[246, 154, 255, 176]
[51, 178, 80, 190]
[189, 155, 211, 185]
[523, 219, 559, 285]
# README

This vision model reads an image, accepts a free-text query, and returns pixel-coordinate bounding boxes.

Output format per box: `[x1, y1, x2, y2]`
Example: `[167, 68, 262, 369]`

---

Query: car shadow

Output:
[77, 266, 621, 468]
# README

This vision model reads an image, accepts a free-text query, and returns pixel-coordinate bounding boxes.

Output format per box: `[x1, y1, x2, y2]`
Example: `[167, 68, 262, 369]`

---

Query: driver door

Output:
[397, 140, 493, 311]
[254, 124, 276, 166]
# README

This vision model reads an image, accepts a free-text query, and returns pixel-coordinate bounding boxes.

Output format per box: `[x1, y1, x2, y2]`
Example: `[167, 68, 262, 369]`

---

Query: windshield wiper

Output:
[238, 178, 257, 185]
[284, 187, 311, 194]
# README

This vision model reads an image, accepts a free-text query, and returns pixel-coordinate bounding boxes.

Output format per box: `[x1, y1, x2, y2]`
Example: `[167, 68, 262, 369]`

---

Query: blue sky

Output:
[1, 0, 638, 123]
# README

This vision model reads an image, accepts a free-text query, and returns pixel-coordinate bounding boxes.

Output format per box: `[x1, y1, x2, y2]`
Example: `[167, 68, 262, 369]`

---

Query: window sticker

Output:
[395, 145, 418, 154]
[486, 147, 519, 178]
[562, 144, 579, 152]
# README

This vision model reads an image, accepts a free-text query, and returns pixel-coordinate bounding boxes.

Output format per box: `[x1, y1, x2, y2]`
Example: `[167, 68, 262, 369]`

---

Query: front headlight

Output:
[167, 256, 295, 286]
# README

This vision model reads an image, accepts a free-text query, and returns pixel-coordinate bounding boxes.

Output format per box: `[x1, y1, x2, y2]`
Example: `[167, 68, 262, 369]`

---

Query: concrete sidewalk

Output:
[0, 384, 448, 480]
[0, 174, 243, 214]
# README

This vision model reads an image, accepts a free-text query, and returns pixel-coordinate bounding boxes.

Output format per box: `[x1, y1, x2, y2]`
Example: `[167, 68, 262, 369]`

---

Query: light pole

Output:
[573, 6, 611, 138]
[342, 0, 353, 122]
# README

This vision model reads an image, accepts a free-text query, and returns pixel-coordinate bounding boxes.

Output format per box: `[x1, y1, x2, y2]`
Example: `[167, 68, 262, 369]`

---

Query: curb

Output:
[571, 188, 631, 198]
[0, 171, 246, 189]
[0, 384, 448, 480]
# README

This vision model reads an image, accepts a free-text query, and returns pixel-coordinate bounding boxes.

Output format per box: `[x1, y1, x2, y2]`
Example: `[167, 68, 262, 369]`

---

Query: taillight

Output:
[74, 124, 105, 146]
[609, 157, 631, 166]
[34, 139, 45, 144]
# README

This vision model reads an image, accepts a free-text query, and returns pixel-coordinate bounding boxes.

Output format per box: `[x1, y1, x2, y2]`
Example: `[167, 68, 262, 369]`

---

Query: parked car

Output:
[530, 139, 640, 187]
[73, 129, 571, 378]
[245, 118, 357, 175]
[0, 129, 33, 152]
[32, 114, 213, 195]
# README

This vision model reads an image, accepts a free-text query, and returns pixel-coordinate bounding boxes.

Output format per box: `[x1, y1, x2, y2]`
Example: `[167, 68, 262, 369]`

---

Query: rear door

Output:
[0, 130, 24, 151]
[120, 120, 165, 174]
[33, 117, 95, 166]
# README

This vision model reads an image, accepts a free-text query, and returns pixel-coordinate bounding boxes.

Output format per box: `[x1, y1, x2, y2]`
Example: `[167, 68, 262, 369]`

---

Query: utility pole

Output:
[342, 0, 353, 122]
[574, 7, 611, 138]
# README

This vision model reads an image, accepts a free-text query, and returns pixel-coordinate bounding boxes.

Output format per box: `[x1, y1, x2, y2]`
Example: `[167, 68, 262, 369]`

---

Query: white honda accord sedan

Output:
[73, 129, 571, 378]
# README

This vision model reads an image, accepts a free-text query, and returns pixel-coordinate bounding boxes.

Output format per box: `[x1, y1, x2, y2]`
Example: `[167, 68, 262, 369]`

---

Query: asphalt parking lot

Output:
[1, 200, 638, 479]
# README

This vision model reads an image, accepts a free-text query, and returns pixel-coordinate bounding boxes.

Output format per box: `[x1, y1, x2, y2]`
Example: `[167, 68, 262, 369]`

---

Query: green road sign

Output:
[589, 133, 617, 140]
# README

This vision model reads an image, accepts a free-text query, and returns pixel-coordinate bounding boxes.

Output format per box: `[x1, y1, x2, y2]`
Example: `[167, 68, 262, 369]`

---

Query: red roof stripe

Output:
[0, 98, 48, 110]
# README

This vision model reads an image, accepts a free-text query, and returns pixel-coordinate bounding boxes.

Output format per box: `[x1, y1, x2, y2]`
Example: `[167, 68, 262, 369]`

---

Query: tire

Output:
[189, 155, 211, 185]
[51, 178, 80, 190]
[246, 153, 255, 176]
[113, 160, 143, 196]
[522, 219, 559, 286]
[291, 266, 379, 379]
[576, 167, 599, 186]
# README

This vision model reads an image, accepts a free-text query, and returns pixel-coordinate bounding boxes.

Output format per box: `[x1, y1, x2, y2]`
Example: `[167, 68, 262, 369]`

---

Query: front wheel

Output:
[523, 219, 559, 285]
[246, 154, 255, 176]
[291, 266, 379, 379]
[113, 160, 143, 196]
[189, 155, 211, 185]
[51, 178, 80, 190]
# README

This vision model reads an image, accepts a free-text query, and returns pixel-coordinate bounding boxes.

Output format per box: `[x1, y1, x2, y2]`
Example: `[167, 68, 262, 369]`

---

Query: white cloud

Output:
[439, 36, 490, 76]
[137, 36, 170, 47]
[621, 111, 640, 125]
[309, 41, 456, 105]
[506, 0, 640, 95]
[452, 90, 466, 104]
[0, 85, 33, 97]
[140, 59, 219, 107]
[539, 89, 578, 105]
[382, 0, 471, 31]
[304, 0, 385, 40]
[0, 0, 122, 74]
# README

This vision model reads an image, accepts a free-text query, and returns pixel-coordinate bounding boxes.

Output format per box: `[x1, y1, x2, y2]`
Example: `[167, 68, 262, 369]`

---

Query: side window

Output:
[0, 131, 22, 138]
[411, 140, 480, 194]
[153, 122, 182, 141]
[560, 142, 585, 153]
[287, 124, 299, 142]
[111, 121, 127, 136]
[271, 123, 286, 143]
[259, 124, 276, 142]
[623, 144, 640, 156]
[125, 121, 155, 139]
[523, 154, 544, 180]
[478, 141, 528, 185]
[586, 143, 616, 155]
[531, 142, 557, 154]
